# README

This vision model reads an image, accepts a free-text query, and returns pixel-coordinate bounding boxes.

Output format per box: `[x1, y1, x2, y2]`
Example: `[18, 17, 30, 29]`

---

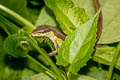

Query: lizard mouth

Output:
[32, 31, 42, 36]
[31, 32, 39, 37]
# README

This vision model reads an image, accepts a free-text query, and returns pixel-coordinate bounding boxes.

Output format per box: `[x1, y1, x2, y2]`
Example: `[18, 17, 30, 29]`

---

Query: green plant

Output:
[0, 0, 120, 80]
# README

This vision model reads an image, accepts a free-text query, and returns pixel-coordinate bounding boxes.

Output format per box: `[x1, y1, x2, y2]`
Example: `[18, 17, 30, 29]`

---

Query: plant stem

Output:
[93, 0, 102, 41]
[47, 40, 55, 51]
[27, 55, 59, 79]
[0, 21, 10, 35]
[0, 4, 35, 29]
[27, 34, 63, 80]
[67, 71, 71, 80]
[37, 55, 50, 66]
[107, 43, 120, 80]
[0, 15, 19, 34]
[46, 40, 57, 59]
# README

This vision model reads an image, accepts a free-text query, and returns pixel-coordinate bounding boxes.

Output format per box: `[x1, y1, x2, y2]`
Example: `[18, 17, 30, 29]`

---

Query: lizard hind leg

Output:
[48, 40, 59, 56]
[48, 50, 58, 56]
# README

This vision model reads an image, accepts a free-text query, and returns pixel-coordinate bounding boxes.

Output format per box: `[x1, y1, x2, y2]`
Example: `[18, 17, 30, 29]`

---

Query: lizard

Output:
[32, 25, 65, 56]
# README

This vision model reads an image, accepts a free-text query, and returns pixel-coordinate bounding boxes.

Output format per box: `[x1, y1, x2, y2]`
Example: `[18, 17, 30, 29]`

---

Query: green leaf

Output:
[35, 6, 57, 27]
[44, 0, 89, 35]
[93, 46, 120, 70]
[4, 34, 29, 58]
[73, 0, 120, 44]
[57, 11, 99, 74]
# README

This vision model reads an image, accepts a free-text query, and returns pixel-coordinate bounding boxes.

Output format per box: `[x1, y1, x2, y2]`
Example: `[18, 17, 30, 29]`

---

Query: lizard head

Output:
[32, 25, 65, 40]
[32, 25, 53, 37]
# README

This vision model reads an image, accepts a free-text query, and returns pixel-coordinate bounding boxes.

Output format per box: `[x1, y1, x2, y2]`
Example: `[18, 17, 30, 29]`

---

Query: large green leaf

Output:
[73, 0, 120, 44]
[35, 6, 57, 27]
[57, 11, 99, 74]
[44, 0, 89, 35]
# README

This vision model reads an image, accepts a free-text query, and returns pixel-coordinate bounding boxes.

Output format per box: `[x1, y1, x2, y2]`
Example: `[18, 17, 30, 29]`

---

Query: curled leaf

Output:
[4, 34, 29, 58]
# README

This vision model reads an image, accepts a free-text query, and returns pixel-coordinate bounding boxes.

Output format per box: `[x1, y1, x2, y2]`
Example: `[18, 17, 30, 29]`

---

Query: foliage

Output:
[0, 0, 120, 80]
